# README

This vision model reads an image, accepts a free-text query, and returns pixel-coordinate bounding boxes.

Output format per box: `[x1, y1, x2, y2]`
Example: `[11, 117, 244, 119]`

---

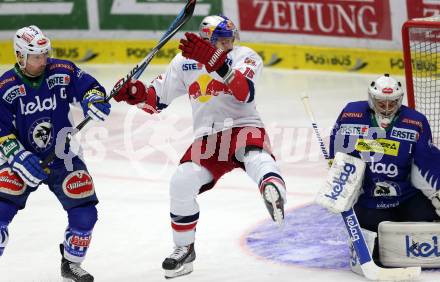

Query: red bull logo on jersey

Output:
[46, 74, 71, 89]
[62, 170, 94, 199]
[188, 74, 230, 103]
[2, 84, 26, 104]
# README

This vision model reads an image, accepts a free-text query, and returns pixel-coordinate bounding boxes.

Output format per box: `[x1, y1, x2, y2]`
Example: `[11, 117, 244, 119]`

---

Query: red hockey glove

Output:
[113, 79, 148, 105]
[179, 32, 228, 73]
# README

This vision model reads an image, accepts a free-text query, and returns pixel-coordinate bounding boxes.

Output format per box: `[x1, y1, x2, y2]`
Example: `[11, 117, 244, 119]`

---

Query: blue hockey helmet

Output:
[199, 15, 238, 46]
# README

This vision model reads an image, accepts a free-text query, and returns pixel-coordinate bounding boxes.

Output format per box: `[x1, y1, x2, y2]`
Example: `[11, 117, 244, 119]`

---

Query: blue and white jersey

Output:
[329, 101, 440, 209]
[0, 58, 105, 166]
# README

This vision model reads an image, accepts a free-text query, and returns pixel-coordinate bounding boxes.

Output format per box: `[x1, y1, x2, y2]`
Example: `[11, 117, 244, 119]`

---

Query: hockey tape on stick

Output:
[300, 94, 421, 281]
[300, 94, 330, 160]
[41, 0, 197, 168]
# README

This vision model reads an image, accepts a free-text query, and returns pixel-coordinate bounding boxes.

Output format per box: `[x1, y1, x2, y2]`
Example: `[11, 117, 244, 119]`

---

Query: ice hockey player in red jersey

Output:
[114, 15, 287, 278]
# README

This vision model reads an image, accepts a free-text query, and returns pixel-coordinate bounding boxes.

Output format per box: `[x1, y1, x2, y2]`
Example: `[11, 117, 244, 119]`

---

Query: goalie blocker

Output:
[315, 152, 365, 213]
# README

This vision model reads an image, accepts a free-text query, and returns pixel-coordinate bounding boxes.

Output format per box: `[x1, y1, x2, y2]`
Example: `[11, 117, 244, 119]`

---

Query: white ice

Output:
[0, 64, 438, 282]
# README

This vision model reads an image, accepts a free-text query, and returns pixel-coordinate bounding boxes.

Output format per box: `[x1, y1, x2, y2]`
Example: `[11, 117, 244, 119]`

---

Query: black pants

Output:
[354, 191, 439, 233]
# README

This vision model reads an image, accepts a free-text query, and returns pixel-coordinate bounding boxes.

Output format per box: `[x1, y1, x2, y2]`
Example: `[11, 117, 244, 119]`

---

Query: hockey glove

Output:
[81, 88, 111, 122]
[0, 137, 47, 187]
[431, 191, 440, 217]
[179, 32, 228, 73]
[114, 79, 149, 105]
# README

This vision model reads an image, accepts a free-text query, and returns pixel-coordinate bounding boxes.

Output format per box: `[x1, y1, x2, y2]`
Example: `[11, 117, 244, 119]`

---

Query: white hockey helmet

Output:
[368, 74, 404, 118]
[199, 15, 238, 46]
[14, 25, 51, 68]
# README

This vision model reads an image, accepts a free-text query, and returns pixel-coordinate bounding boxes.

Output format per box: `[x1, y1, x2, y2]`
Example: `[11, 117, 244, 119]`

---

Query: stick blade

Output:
[376, 266, 421, 281]
[362, 261, 421, 281]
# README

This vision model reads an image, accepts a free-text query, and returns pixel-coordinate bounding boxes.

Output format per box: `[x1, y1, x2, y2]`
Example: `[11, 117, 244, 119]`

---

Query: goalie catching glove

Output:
[179, 32, 228, 73]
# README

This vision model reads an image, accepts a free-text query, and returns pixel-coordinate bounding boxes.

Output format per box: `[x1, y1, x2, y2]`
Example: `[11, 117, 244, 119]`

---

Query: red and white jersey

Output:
[149, 45, 265, 138]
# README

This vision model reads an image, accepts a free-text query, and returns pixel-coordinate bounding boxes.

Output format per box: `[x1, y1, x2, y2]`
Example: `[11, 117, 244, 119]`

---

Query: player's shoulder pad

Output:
[0, 69, 19, 93]
[398, 105, 429, 131]
[47, 58, 77, 74]
[399, 105, 427, 121]
[340, 101, 369, 120]
[233, 46, 262, 64]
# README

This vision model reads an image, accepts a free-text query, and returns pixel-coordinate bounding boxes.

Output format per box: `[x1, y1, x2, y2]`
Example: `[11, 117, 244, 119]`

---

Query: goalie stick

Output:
[300, 93, 421, 281]
[41, 0, 197, 168]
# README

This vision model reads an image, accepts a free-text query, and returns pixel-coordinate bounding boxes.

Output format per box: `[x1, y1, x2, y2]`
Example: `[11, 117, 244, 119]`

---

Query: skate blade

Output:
[62, 278, 75, 282]
[164, 262, 193, 279]
[265, 186, 284, 227]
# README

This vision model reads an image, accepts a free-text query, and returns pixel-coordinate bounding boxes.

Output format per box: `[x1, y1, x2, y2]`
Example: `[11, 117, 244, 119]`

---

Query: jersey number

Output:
[243, 67, 255, 79]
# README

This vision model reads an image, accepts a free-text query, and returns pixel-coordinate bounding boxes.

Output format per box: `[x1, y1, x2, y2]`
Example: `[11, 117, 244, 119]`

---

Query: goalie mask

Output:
[14, 25, 51, 70]
[199, 15, 238, 49]
[368, 74, 404, 128]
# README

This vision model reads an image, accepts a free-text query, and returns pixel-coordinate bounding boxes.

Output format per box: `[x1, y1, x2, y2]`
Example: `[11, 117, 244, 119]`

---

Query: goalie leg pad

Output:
[316, 152, 366, 213]
[379, 221, 440, 268]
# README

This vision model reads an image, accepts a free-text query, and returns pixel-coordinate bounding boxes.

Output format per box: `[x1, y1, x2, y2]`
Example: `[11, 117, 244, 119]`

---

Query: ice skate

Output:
[162, 243, 196, 279]
[60, 244, 94, 282]
[262, 182, 285, 226]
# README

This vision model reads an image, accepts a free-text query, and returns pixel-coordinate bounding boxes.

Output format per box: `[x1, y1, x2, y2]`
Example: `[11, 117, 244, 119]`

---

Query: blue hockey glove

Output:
[0, 137, 47, 187]
[81, 88, 111, 121]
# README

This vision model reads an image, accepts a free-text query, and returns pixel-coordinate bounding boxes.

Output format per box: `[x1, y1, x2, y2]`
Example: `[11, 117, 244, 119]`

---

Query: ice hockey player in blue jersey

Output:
[329, 74, 440, 271]
[0, 26, 111, 281]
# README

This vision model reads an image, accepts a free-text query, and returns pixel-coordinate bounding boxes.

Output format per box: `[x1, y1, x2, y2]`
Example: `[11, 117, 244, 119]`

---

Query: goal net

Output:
[402, 16, 440, 146]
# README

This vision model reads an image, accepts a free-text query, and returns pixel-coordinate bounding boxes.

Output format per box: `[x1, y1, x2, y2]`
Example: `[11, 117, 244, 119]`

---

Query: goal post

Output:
[402, 16, 440, 146]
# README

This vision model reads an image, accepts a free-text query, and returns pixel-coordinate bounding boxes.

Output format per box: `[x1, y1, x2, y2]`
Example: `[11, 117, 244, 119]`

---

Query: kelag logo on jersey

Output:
[2, 84, 26, 104]
[46, 74, 71, 89]
[370, 162, 398, 177]
[391, 127, 418, 142]
[355, 138, 400, 156]
[182, 63, 203, 71]
[188, 74, 230, 103]
[20, 94, 57, 116]
[28, 118, 53, 152]
[406, 235, 440, 258]
[338, 124, 369, 136]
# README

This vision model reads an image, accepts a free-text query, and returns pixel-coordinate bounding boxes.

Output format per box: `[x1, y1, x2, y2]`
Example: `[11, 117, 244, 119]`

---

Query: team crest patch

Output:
[373, 181, 399, 197]
[62, 170, 94, 199]
[28, 118, 53, 152]
[0, 167, 26, 195]
[2, 84, 26, 104]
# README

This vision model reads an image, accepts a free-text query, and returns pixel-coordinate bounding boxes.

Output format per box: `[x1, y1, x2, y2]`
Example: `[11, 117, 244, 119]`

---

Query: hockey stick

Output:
[300, 93, 421, 281]
[41, 0, 196, 168]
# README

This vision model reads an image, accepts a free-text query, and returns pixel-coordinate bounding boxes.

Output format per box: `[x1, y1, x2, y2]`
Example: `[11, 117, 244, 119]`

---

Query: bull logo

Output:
[188, 74, 229, 103]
